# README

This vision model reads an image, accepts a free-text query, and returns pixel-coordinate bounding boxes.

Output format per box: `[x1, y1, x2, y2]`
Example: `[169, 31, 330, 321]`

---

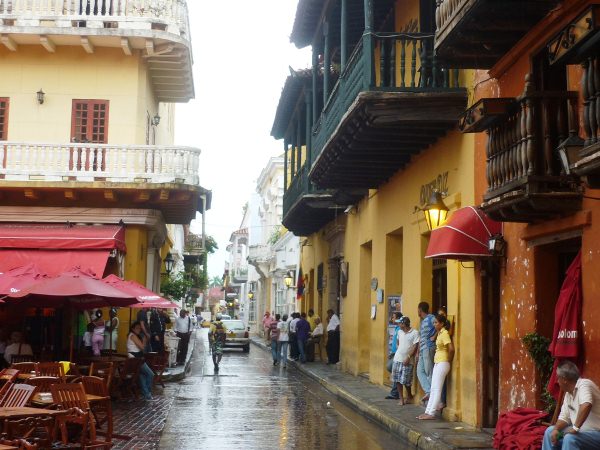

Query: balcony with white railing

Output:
[0, 0, 193, 102]
[0, 141, 200, 185]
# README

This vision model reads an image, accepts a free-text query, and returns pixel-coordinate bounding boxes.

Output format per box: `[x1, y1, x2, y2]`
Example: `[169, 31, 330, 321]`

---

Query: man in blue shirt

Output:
[296, 312, 311, 363]
[416, 301, 436, 403]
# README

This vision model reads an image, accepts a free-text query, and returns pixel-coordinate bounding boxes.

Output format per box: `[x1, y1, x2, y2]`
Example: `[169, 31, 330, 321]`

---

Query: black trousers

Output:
[326, 330, 340, 364]
[150, 333, 165, 353]
[289, 332, 298, 359]
[176, 332, 190, 363]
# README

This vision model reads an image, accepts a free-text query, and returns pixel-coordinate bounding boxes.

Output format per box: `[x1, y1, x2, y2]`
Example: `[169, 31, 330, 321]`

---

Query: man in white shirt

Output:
[326, 309, 341, 364]
[289, 313, 300, 360]
[174, 310, 192, 365]
[3, 331, 33, 365]
[307, 317, 324, 362]
[543, 361, 600, 450]
[391, 316, 419, 405]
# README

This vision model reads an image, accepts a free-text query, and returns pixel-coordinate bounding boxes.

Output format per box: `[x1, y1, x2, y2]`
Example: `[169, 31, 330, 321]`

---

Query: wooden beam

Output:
[104, 190, 117, 201]
[121, 37, 132, 56]
[134, 191, 151, 202]
[24, 189, 39, 200]
[159, 190, 170, 201]
[81, 37, 94, 54]
[64, 190, 78, 201]
[40, 36, 56, 53]
[1, 35, 17, 51]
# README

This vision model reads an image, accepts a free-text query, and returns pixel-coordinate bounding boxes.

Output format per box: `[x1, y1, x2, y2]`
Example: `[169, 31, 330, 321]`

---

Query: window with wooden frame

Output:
[0, 98, 9, 141]
[71, 100, 109, 143]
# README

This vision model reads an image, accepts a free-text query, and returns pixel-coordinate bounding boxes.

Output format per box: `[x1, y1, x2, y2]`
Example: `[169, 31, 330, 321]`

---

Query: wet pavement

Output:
[159, 329, 410, 449]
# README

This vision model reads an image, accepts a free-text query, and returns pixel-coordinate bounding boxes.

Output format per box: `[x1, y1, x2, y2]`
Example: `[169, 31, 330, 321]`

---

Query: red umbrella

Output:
[547, 251, 582, 399]
[6, 268, 137, 309]
[425, 206, 502, 260]
[0, 263, 48, 295]
[103, 274, 178, 309]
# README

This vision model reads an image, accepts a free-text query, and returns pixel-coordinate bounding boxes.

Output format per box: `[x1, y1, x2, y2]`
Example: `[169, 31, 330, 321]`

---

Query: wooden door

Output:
[481, 260, 500, 428]
[71, 100, 109, 171]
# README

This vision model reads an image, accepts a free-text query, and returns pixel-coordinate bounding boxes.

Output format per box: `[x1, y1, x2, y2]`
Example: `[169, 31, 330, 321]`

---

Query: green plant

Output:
[160, 272, 193, 301]
[268, 225, 281, 245]
[522, 332, 556, 412]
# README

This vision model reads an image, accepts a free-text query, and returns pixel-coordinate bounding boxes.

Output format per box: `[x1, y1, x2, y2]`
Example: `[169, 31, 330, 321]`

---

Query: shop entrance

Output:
[481, 260, 500, 428]
[431, 258, 447, 314]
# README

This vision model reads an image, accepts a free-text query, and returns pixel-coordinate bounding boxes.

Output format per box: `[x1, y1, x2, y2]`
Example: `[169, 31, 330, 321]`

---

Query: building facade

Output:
[0, 0, 210, 355]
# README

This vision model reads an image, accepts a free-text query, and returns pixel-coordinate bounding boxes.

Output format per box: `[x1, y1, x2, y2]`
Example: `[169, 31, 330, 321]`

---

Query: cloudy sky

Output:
[175, 1, 311, 277]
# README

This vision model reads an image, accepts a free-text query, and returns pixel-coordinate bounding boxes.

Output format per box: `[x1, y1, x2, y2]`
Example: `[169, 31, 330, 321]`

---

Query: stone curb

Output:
[251, 337, 489, 450]
[162, 329, 196, 382]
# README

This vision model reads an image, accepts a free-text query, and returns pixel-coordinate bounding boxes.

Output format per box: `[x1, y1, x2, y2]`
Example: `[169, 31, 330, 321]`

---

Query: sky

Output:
[174, 1, 311, 278]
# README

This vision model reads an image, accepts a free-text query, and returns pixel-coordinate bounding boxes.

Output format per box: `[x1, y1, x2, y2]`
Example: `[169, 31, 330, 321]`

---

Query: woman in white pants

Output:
[418, 314, 454, 420]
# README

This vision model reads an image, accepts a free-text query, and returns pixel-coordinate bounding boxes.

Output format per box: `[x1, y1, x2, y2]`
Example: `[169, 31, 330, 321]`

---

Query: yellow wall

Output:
[0, 46, 172, 145]
[299, 122, 479, 424]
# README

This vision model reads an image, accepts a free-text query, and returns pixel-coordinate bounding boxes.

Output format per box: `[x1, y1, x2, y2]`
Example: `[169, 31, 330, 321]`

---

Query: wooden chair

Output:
[80, 376, 112, 443]
[54, 407, 112, 450]
[25, 376, 61, 393]
[0, 368, 19, 398]
[49, 383, 90, 412]
[0, 437, 39, 450]
[114, 358, 144, 400]
[11, 355, 34, 364]
[10, 362, 35, 374]
[64, 363, 83, 383]
[145, 353, 168, 388]
[34, 362, 65, 381]
[88, 362, 114, 390]
[0, 383, 37, 407]
[3, 415, 55, 448]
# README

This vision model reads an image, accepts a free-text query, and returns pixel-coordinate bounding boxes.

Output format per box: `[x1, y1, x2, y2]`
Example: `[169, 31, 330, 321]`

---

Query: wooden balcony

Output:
[283, 165, 363, 236]
[309, 32, 467, 190]
[0, 0, 193, 102]
[0, 141, 206, 223]
[460, 76, 582, 222]
[435, 0, 560, 68]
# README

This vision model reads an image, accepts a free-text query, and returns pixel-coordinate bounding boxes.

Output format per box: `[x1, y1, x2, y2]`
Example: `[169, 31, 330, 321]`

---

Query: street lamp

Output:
[247, 291, 254, 300]
[164, 253, 174, 275]
[152, 113, 161, 127]
[284, 271, 294, 289]
[488, 235, 506, 257]
[556, 134, 584, 175]
[36, 89, 45, 105]
[423, 190, 449, 231]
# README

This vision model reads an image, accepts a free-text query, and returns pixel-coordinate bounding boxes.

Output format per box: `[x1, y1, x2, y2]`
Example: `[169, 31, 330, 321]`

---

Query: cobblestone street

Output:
[157, 330, 407, 450]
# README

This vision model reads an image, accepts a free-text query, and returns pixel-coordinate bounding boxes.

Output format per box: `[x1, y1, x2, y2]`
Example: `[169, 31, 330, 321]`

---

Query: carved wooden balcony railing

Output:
[434, 0, 560, 68]
[460, 76, 582, 222]
[310, 32, 466, 189]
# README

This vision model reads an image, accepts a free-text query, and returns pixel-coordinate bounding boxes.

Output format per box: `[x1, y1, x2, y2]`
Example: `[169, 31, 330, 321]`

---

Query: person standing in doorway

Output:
[296, 313, 311, 363]
[174, 309, 192, 365]
[416, 301, 436, 404]
[386, 312, 403, 400]
[418, 314, 454, 420]
[270, 314, 281, 366]
[103, 308, 119, 353]
[326, 309, 341, 364]
[277, 314, 290, 368]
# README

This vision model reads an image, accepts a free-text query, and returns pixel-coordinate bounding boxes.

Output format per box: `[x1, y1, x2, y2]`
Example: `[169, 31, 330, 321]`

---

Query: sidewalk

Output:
[161, 328, 197, 382]
[251, 337, 494, 450]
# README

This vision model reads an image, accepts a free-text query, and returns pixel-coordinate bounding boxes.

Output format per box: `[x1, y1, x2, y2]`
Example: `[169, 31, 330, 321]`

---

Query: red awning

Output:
[0, 224, 126, 251]
[0, 224, 126, 277]
[0, 250, 111, 278]
[103, 274, 178, 309]
[425, 206, 502, 260]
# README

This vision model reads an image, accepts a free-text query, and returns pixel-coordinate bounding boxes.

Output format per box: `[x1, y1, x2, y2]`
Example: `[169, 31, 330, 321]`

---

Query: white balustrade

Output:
[0, 0, 190, 42]
[0, 142, 201, 184]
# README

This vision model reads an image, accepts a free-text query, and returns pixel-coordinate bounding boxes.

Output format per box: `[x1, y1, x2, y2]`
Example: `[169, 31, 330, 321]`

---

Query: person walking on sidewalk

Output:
[209, 314, 227, 372]
[416, 301, 436, 404]
[262, 311, 272, 342]
[277, 314, 290, 368]
[289, 312, 300, 360]
[386, 312, 403, 400]
[174, 309, 192, 365]
[326, 309, 341, 364]
[418, 314, 454, 420]
[391, 316, 419, 405]
[270, 314, 281, 365]
[296, 312, 311, 363]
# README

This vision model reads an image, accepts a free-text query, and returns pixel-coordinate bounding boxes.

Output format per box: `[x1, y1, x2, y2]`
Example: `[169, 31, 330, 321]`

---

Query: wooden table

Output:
[0, 444, 18, 450]
[0, 407, 65, 420]
[30, 393, 108, 407]
[15, 372, 36, 381]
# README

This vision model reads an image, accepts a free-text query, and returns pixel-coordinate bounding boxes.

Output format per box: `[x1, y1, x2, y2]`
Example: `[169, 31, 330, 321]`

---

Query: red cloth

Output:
[296, 268, 304, 299]
[493, 408, 548, 450]
[548, 251, 582, 398]
[0, 249, 110, 277]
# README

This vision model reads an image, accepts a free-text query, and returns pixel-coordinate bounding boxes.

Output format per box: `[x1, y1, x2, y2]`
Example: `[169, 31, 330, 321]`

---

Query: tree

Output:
[160, 272, 193, 301]
[209, 276, 223, 288]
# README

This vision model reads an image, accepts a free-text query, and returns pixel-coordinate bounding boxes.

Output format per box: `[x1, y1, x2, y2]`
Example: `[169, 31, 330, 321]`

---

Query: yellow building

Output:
[0, 1, 209, 354]
[271, 0, 493, 427]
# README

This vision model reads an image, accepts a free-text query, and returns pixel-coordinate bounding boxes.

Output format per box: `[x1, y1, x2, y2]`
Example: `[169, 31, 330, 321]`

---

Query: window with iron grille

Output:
[0, 98, 9, 140]
[248, 300, 256, 323]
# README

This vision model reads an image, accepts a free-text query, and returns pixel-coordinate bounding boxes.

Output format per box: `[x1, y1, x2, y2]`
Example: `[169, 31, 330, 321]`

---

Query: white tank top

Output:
[127, 333, 141, 354]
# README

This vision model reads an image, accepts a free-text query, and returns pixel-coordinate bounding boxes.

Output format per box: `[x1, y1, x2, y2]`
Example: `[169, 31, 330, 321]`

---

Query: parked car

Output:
[221, 319, 249, 352]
